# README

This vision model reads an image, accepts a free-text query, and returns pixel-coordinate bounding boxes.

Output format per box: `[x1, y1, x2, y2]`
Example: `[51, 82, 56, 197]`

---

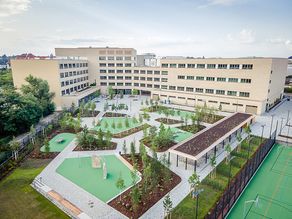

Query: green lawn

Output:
[171, 127, 193, 143]
[172, 136, 262, 219]
[0, 159, 69, 219]
[56, 155, 139, 203]
[40, 133, 76, 152]
[93, 117, 143, 134]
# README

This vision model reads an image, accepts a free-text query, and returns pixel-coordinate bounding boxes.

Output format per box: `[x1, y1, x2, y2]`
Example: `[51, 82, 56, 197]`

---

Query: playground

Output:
[227, 144, 292, 219]
[56, 155, 139, 203]
[40, 133, 76, 152]
[93, 117, 143, 134]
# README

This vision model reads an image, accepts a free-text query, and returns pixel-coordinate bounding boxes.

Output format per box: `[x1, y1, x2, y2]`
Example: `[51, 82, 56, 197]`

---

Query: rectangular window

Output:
[161, 64, 168, 68]
[99, 63, 106, 67]
[147, 84, 153, 88]
[154, 71, 160, 75]
[59, 64, 63, 69]
[125, 56, 132, 61]
[206, 77, 215, 81]
[140, 83, 145, 87]
[169, 64, 177, 68]
[161, 78, 168, 82]
[169, 86, 176, 90]
[205, 89, 214, 94]
[147, 70, 153, 74]
[108, 69, 115, 73]
[99, 56, 106, 60]
[218, 64, 227, 69]
[161, 85, 168, 89]
[216, 90, 225, 95]
[140, 70, 146, 74]
[100, 82, 107, 86]
[125, 63, 132, 67]
[187, 64, 196, 68]
[108, 63, 115, 67]
[125, 83, 132, 86]
[109, 82, 115, 86]
[108, 76, 115, 80]
[134, 76, 139, 80]
[178, 64, 186, 68]
[161, 71, 168, 75]
[108, 56, 114, 60]
[230, 64, 240, 69]
[228, 78, 238, 83]
[147, 77, 153, 81]
[116, 56, 123, 60]
[197, 64, 205, 69]
[242, 64, 253, 69]
[125, 70, 131, 73]
[100, 76, 107, 80]
[154, 78, 160, 82]
[227, 91, 237, 96]
[60, 73, 64, 78]
[196, 88, 203, 93]
[178, 75, 185, 79]
[116, 63, 123, 67]
[154, 84, 160, 88]
[239, 92, 250, 97]
[217, 77, 226, 82]
[240, 78, 251, 83]
[196, 76, 204, 80]
[177, 86, 184, 91]
[186, 87, 194, 92]
[187, 76, 194, 80]
[140, 77, 145, 81]
[134, 70, 139, 74]
[117, 76, 123, 80]
[125, 76, 132, 80]
[117, 82, 123, 86]
[117, 70, 123, 73]
[134, 83, 139, 86]
[207, 64, 216, 69]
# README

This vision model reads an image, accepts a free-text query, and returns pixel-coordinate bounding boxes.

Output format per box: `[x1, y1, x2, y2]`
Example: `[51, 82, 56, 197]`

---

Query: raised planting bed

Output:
[141, 137, 177, 152]
[73, 109, 100, 117]
[141, 105, 168, 112]
[103, 112, 127, 117]
[177, 124, 206, 134]
[108, 154, 181, 219]
[155, 118, 183, 125]
[112, 124, 151, 138]
[74, 141, 117, 151]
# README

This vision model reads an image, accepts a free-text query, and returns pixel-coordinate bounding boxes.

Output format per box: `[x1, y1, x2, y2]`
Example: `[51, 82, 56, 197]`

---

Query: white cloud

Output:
[267, 38, 292, 50]
[198, 0, 239, 8]
[227, 29, 255, 44]
[0, 0, 31, 17]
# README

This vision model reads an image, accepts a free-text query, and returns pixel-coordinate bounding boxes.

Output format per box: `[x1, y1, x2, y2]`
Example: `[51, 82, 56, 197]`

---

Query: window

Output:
[178, 64, 185, 68]
[205, 89, 214, 94]
[217, 77, 226, 82]
[196, 88, 203, 93]
[169, 64, 177, 68]
[140, 83, 145, 87]
[154, 71, 160, 75]
[196, 76, 204, 80]
[108, 63, 115, 67]
[230, 64, 240, 69]
[125, 56, 132, 61]
[228, 78, 238, 83]
[125, 63, 132, 67]
[99, 63, 106, 67]
[65, 72, 68, 77]
[154, 78, 160, 82]
[108, 69, 115, 73]
[161, 85, 168, 89]
[140, 77, 145, 81]
[220, 102, 230, 105]
[116, 56, 123, 60]
[227, 91, 237, 96]
[154, 84, 160, 88]
[177, 86, 184, 91]
[60, 73, 64, 78]
[216, 90, 225, 95]
[208, 100, 218, 103]
[109, 82, 115, 86]
[134, 76, 139, 80]
[206, 77, 215, 81]
[125, 83, 132, 86]
[134, 83, 139, 86]
[116, 63, 123, 67]
[218, 64, 227, 69]
[100, 76, 107, 80]
[100, 69, 107, 73]
[242, 64, 253, 69]
[169, 86, 176, 90]
[207, 64, 216, 69]
[241, 78, 251, 83]
[239, 92, 250, 97]
[161, 64, 168, 68]
[117, 82, 123, 86]
[178, 75, 185, 79]
[147, 70, 153, 74]
[140, 70, 145, 74]
[147, 77, 153, 81]
[117, 76, 123, 80]
[186, 87, 194, 92]
[147, 84, 153, 88]
[117, 70, 123, 73]
[187, 64, 196, 68]
[161, 78, 168, 82]
[197, 64, 205, 69]
[108, 56, 114, 60]
[125, 76, 132, 80]
[187, 76, 194, 80]
[134, 70, 139, 74]
[125, 70, 131, 73]
[108, 76, 115, 80]
[99, 56, 106, 60]
[59, 64, 63, 69]
[161, 71, 168, 75]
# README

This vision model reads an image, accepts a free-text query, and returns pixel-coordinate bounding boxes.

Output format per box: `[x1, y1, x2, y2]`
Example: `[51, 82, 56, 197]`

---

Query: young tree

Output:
[125, 117, 130, 128]
[236, 132, 243, 152]
[29, 125, 36, 145]
[87, 133, 95, 150]
[130, 141, 136, 161]
[104, 121, 109, 129]
[122, 140, 127, 154]
[97, 128, 103, 145]
[115, 173, 126, 201]
[143, 127, 148, 138]
[225, 143, 232, 164]
[9, 137, 20, 160]
[117, 120, 123, 129]
[107, 86, 115, 99]
[188, 172, 200, 198]
[111, 121, 116, 129]
[90, 102, 96, 116]
[210, 155, 217, 179]
[163, 193, 173, 219]
[149, 126, 157, 137]
[139, 114, 143, 123]
[44, 137, 50, 154]
[132, 89, 138, 96]
[131, 185, 140, 216]
[105, 130, 112, 147]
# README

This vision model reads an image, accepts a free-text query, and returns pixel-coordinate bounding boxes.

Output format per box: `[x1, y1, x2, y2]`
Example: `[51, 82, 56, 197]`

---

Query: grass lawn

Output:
[172, 136, 262, 219]
[40, 133, 76, 152]
[93, 117, 143, 134]
[56, 155, 139, 203]
[0, 159, 69, 219]
[171, 127, 193, 143]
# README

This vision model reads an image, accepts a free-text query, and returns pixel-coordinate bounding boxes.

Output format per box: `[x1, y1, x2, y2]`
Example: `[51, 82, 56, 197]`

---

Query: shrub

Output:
[217, 165, 231, 177]
[202, 178, 224, 191]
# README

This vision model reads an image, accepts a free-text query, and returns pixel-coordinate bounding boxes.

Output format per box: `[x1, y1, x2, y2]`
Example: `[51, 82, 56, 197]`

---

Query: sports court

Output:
[40, 133, 76, 152]
[56, 155, 139, 203]
[227, 144, 292, 219]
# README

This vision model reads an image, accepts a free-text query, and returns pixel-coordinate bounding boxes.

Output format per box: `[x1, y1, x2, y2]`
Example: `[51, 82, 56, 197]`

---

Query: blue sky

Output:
[0, 0, 292, 57]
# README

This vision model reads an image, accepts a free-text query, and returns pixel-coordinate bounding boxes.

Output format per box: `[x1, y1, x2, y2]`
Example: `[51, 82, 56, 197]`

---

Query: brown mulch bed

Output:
[103, 112, 127, 117]
[108, 155, 181, 219]
[177, 124, 206, 134]
[174, 113, 252, 157]
[73, 141, 117, 151]
[155, 118, 183, 125]
[112, 124, 151, 138]
[141, 137, 177, 152]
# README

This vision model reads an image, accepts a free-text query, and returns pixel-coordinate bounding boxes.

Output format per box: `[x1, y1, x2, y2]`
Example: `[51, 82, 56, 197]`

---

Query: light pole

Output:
[269, 114, 275, 139]
[194, 188, 204, 219]
[287, 122, 291, 146]
[280, 117, 285, 135]
[261, 125, 265, 143]
[227, 156, 236, 188]
[287, 110, 290, 125]
[247, 137, 254, 160]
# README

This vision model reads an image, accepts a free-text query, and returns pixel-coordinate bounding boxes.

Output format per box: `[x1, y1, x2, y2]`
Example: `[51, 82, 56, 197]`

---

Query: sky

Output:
[0, 0, 292, 57]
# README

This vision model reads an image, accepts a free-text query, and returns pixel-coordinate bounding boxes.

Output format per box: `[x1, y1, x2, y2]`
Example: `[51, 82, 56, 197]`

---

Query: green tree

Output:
[163, 193, 173, 219]
[210, 155, 217, 179]
[115, 173, 126, 201]
[130, 141, 136, 162]
[44, 137, 50, 154]
[90, 102, 96, 116]
[107, 86, 115, 99]
[9, 137, 20, 160]
[21, 75, 55, 116]
[122, 140, 127, 154]
[132, 89, 138, 96]
[131, 185, 140, 216]
[225, 143, 232, 164]
[188, 173, 200, 199]
[105, 130, 112, 147]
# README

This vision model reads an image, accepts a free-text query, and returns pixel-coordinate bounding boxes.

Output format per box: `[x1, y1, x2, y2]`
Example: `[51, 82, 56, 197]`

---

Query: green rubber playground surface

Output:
[171, 127, 193, 143]
[227, 144, 292, 219]
[93, 117, 142, 134]
[40, 133, 76, 152]
[56, 155, 138, 203]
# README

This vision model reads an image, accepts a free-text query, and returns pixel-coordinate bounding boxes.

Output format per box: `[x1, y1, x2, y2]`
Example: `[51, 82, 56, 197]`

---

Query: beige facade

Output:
[12, 47, 288, 115]
[11, 58, 97, 110]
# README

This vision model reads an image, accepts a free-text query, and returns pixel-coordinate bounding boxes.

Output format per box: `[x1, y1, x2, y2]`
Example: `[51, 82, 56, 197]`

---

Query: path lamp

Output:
[261, 125, 265, 143]
[194, 188, 204, 219]
[269, 114, 275, 139]
[280, 117, 285, 135]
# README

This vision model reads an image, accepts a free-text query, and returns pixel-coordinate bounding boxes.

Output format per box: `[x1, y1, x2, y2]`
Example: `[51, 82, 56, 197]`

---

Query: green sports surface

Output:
[227, 144, 292, 219]
[40, 133, 76, 152]
[171, 127, 193, 143]
[56, 155, 138, 203]
[93, 117, 142, 134]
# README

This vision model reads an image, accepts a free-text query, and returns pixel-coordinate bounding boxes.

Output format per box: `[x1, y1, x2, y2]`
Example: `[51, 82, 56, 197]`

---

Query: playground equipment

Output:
[56, 137, 64, 143]
[103, 162, 107, 179]
[91, 155, 107, 179]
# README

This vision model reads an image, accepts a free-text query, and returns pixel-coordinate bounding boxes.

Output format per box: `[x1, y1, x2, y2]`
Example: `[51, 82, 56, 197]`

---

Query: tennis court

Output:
[227, 144, 292, 219]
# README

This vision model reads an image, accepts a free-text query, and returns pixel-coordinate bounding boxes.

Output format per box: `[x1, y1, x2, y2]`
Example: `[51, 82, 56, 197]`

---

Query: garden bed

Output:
[141, 137, 177, 152]
[73, 109, 100, 117]
[177, 124, 206, 134]
[108, 154, 181, 219]
[112, 124, 151, 138]
[155, 118, 183, 125]
[73, 141, 117, 151]
[103, 112, 127, 117]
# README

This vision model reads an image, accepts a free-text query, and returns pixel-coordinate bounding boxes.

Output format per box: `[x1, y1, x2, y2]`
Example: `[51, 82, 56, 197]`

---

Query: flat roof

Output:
[171, 113, 253, 159]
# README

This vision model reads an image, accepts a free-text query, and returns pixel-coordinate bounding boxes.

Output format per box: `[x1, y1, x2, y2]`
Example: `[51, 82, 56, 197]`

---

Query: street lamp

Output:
[194, 188, 204, 219]
[269, 114, 275, 138]
[261, 125, 265, 143]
